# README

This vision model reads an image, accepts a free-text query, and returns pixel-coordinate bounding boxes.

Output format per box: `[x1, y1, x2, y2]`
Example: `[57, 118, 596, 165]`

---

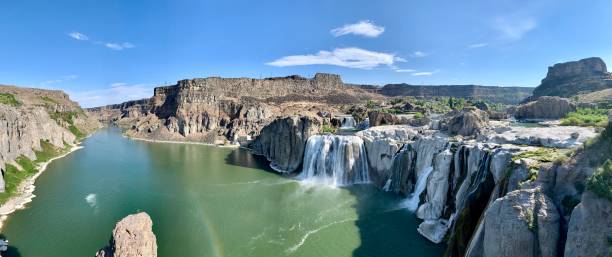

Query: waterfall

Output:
[402, 166, 434, 212]
[340, 116, 356, 130]
[298, 135, 370, 186]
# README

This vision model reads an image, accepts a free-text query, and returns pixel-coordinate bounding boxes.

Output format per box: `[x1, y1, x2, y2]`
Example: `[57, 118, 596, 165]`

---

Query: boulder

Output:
[95, 212, 157, 257]
[368, 110, 400, 127]
[515, 96, 576, 120]
[443, 107, 489, 136]
[482, 188, 560, 257]
[251, 116, 320, 173]
[564, 191, 612, 257]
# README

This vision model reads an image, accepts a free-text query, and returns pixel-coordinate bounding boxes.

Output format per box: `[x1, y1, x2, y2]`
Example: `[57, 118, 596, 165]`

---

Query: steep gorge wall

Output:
[380, 84, 534, 104]
[91, 73, 373, 144]
[0, 85, 100, 192]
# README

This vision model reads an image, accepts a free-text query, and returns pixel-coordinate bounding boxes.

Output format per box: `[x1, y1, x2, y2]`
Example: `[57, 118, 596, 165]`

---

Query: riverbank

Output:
[0, 144, 83, 230]
[123, 133, 241, 148]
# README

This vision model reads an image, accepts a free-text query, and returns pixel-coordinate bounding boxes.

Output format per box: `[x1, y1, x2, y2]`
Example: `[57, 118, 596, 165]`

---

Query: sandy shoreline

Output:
[0, 144, 83, 231]
[125, 134, 241, 148]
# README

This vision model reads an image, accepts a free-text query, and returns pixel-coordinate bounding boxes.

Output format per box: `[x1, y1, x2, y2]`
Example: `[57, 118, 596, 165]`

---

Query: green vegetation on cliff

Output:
[0, 93, 21, 107]
[0, 140, 70, 205]
[587, 160, 612, 201]
[560, 108, 609, 127]
[49, 111, 86, 139]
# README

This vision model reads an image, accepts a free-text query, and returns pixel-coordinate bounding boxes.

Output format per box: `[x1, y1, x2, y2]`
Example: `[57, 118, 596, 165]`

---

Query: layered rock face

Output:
[95, 212, 157, 257]
[91, 74, 374, 144]
[0, 85, 99, 192]
[251, 116, 320, 173]
[531, 57, 612, 99]
[515, 96, 576, 120]
[379, 84, 534, 104]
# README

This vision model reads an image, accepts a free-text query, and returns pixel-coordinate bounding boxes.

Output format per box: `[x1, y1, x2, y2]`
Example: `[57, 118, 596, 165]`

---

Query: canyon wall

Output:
[531, 57, 612, 99]
[379, 84, 534, 104]
[0, 85, 100, 192]
[89, 73, 376, 144]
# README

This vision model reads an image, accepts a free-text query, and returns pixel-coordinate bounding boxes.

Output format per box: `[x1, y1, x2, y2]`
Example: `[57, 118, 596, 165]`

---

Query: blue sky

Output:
[1, 0, 611, 107]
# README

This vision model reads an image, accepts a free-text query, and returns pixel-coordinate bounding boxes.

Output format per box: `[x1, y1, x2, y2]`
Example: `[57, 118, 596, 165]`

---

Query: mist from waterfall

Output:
[298, 135, 370, 186]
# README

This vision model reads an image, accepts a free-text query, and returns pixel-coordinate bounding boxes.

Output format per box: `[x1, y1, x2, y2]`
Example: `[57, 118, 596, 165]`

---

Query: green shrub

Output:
[321, 124, 336, 134]
[40, 96, 59, 105]
[586, 160, 612, 201]
[0, 93, 21, 107]
[560, 108, 609, 127]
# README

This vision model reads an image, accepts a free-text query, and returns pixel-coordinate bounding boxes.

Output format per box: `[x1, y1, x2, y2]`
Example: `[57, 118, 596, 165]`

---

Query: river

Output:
[1, 128, 444, 257]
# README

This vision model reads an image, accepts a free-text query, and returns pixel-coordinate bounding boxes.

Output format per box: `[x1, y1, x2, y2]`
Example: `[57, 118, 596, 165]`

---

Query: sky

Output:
[1, 0, 611, 107]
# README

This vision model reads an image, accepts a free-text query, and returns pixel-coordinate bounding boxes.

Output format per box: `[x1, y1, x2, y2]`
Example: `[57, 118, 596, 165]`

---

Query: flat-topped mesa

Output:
[172, 73, 343, 100]
[532, 57, 612, 99]
[379, 84, 534, 105]
[545, 57, 607, 79]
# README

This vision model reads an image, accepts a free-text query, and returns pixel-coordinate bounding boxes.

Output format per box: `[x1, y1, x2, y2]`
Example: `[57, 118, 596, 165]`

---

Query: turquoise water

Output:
[1, 128, 444, 257]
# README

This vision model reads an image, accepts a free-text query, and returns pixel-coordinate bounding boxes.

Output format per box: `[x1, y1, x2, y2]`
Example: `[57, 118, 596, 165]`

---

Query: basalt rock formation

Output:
[0, 85, 100, 192]
[531, 57, 612, 99]
[379, 84, 533, 104]
[251, 116, 321, 173]
[89, 74, 375, 145]
[442, 107, 489, 136]
[95, 212, 157, 257]
[515, 96, 576, 120]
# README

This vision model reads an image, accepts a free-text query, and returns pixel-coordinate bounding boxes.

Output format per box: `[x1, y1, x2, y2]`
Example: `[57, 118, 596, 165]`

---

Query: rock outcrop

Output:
[95, 212, 157, 257]
[442, 107, 489, 136]
[515, 96, 576, 120]
[379, 84, 533, 104]
[564, 191, 612, 257]
[251, 116, 320, 173]
[479, 188, 561, 257]
[532, 57, 612, 99]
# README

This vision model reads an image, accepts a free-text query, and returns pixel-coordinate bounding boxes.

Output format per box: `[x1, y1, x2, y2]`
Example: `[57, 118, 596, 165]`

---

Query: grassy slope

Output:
[0, 141, 71, 205]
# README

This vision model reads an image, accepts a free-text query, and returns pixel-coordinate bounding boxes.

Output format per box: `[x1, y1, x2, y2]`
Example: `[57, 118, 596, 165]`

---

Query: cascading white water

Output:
[298, 135, 370, 186]
[340, 116, 357, 130]
[403, 166, 433, 212]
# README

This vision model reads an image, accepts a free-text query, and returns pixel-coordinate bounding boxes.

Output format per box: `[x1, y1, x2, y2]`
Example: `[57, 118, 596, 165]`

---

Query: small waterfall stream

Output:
[340, 116, 357, 130]
[402, 166, 433, 212]
[298, 135, 370, 186]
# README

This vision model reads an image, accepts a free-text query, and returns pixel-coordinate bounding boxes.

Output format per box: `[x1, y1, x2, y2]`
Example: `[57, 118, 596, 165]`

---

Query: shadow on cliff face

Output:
[0, 234, 23, 257]
[224, 148, 276, 173]
[346, 186, 446, 257]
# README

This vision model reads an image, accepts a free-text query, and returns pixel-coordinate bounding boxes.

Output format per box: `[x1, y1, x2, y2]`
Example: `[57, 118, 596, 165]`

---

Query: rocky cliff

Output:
[90, 73, 375, 144]
[379, 84, 533, 104]
[0, 85, 100, 193]
[95, 212, 157, 257]
[531, 57, 612, 99]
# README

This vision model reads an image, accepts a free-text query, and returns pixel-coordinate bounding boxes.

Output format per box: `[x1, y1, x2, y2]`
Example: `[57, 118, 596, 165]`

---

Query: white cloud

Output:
[68, 83, 154, 108]
[493, 16, 537, 41]
[412, 70, 438, 76]
[68, 32, 89, 41]
[68, 31, 135, 50]
[331, 20, 385, 38]
[105, 42, 135, 51]
[395, 69, 416, 73]
[267, 47, 405, 70]
[411, 51, 428, 58]
[468, 43, 488, 48]
[40, 75, 78, 86]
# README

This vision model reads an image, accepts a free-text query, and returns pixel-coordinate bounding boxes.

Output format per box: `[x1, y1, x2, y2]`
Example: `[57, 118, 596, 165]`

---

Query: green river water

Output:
[1, 128, 444, 257]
